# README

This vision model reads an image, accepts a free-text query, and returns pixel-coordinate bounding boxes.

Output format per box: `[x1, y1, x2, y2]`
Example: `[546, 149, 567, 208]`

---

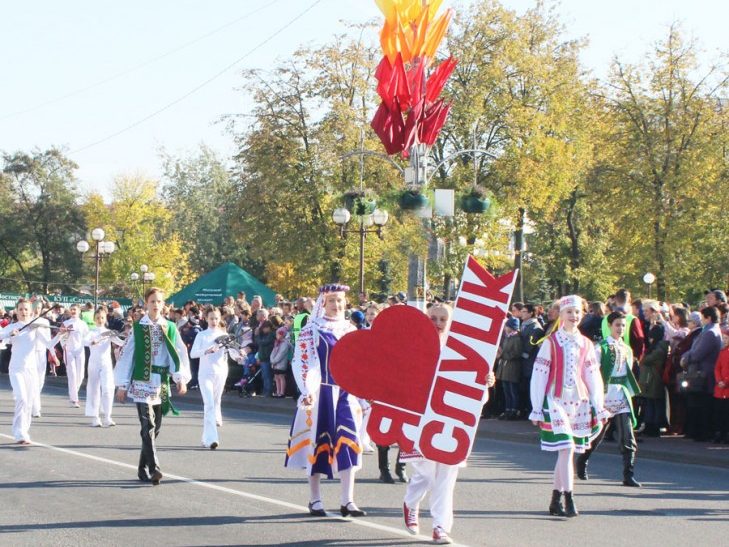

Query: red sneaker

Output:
[403, 502, 419, 535]
[432, 526, 452, 544]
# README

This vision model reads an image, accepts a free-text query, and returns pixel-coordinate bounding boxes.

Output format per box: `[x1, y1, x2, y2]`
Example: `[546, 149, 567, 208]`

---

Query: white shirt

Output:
[114, 314, 191, 404]
[85, 326, 124, 368]
[51, 317, 89, 352]
[190, 328, 232, 375]
[596, 336, 632, 416]
[0, 320, 52, 372]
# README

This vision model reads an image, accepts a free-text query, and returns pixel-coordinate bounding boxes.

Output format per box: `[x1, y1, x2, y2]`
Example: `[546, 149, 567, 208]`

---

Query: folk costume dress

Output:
[529, 328, 609, 453]
[114, 314, 191, 480]
[0, 321, 52, 443]
[285, 315, 362, 478]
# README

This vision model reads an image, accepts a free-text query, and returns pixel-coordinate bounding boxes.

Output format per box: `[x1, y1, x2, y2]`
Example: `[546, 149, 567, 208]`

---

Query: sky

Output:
[1, 0, 726, 199]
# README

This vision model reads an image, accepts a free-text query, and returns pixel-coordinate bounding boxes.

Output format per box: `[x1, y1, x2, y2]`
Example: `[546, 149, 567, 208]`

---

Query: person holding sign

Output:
[530, 295, 609, 518]
[402, 303, 496, 545]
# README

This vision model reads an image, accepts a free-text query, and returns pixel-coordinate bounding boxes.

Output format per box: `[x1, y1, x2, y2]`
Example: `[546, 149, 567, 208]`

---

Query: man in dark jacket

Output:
[519, 304, 544, 417]
[681, 306, 723, 441]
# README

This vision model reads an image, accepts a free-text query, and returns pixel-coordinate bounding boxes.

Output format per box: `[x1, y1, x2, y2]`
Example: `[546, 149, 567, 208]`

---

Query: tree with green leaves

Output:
[0, 148, 85, 293]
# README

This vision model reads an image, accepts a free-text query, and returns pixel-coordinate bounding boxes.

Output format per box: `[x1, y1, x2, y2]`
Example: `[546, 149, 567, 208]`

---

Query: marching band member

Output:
[530, 295, 609, 518]
[51, 303, 89, 407]
[0, 299, 53, 444]
[115, 287, 191, 485]
[285, 284, 365, 518]
[30, 299, 51, 418]
[401, 303, 495, 545]
[190, 306, 238, 449]
[85, 307, 124, 428]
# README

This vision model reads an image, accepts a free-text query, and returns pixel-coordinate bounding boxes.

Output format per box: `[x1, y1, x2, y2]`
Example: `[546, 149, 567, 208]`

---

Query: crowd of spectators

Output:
[2, 286, 727, 445]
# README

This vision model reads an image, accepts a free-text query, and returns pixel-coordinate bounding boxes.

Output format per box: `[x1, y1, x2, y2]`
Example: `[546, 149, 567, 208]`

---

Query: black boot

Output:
[622, 451, 641, 487]
[377, 446, 395, 484]
[563, 492, 579, 517]
[549, 489, 566, 516]
[137, 453, 151, 483]
[395, 461, 408, 483]
[576, 452, 590, 480]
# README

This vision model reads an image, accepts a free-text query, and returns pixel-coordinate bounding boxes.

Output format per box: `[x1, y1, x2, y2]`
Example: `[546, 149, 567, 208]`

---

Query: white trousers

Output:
[65, 348, 85, 403]
[10, 368, 38, 442]
[200, 368, 226, 446]
[32, 349, 47, 415]
[85, 361, 114, 421]
[404, 460, 460, 533]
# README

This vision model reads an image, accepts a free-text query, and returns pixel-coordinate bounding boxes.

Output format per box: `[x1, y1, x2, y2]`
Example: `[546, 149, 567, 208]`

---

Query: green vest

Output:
[601, 313, 635, 346]
[80, 310, 95, 328]
[132, 319, 181, 416]
[292, 312, 310, 344]
[599, 339, 640, 427]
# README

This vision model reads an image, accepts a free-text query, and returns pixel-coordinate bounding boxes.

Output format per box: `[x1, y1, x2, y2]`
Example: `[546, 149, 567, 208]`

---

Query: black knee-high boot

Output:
[377, 445, 394, 483]
[622, 451, 641, 487]
[549, 490, 566, 516]
[563, 492, 579, 517]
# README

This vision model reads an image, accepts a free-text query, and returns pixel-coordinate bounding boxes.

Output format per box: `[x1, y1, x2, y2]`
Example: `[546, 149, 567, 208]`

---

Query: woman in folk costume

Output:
[285, 284, 365, 518]
[402, 303, 495, 545]
[190, 306, 239, 449]
[115, 287, 191, 485]
[576, 310, 642, 487]
[530, 295, 609, 517]
[84, 307, 125, 428]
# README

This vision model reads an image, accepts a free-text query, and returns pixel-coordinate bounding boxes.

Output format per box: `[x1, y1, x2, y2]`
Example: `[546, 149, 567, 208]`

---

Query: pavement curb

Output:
[38, 376, 729, 469]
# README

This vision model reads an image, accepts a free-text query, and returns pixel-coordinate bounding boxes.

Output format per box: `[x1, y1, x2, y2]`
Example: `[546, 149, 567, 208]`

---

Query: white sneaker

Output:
[102, 420, 116, 428]
[90, 418, 102, 427]
[432, 526, 452, 544]
[403, 503, 419, 535]
[32, 412, 41, 418]
[363, 443, 376, 454]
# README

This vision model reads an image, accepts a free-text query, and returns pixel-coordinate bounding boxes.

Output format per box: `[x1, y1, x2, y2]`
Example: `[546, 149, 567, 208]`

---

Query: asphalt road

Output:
[1, 378, 728, 547]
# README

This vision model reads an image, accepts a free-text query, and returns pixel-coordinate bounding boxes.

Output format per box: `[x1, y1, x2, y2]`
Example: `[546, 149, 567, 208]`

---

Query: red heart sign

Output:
[330, 305, 441, 414]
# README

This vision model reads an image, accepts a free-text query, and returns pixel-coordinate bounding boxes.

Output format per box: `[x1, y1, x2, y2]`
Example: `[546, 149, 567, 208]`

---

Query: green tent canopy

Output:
[168, 262, 277, 307]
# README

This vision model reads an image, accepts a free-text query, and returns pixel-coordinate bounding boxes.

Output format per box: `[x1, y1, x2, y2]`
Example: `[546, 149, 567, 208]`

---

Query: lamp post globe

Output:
[101, 241, 116, 254]
[76, 240, 90, 253]
[332, 208, 351, 226]
[372, 209, 389, 226]
[91, 228, 106, 242]
[643, 272, 656, 285]
[140, 264, 149, 274]
[130, 272, 139, 282]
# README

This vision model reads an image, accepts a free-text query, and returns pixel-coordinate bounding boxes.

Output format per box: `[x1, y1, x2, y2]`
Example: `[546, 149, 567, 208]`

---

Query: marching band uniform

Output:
[31, 316, 51, 417]
[114, 314, 191, 484]
[576, 335, 641, 486]
[0, 321, 52, 443]
[190, 327, 236, 449]
[285, 284, 365, 517]
[52, 316, 89, 406]
[530, 295, 609, 517]
[84, 326, 124, 428]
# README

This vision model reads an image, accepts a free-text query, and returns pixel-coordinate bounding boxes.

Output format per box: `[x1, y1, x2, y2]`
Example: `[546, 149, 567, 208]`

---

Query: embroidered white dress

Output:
[529, 328, 608, 452]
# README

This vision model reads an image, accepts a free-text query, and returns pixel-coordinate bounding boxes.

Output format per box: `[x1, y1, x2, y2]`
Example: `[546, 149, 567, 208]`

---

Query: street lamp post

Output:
[332, 207, 389, 295]
[76, 228, 116, 309]
[643, 272, 656, 299]
[130, 264, 155, 300]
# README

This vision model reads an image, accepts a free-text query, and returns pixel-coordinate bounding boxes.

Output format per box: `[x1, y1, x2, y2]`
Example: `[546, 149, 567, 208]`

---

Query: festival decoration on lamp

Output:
[371, 0, 457, 156]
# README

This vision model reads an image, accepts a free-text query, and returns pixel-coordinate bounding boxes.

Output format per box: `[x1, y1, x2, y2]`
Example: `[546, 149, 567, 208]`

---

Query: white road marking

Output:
[0, 432, 464, 545]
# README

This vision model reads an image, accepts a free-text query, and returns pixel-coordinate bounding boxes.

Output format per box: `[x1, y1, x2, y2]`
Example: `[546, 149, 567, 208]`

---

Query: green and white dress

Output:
[529, 328, 609, 453]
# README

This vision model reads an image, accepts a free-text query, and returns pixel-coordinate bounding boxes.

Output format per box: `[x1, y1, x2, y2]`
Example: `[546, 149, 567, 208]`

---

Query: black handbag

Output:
[677, 363, 707, 393]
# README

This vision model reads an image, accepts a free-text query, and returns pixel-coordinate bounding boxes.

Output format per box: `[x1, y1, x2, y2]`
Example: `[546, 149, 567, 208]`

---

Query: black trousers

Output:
[686, 392, 713, 440]
[714, 398, 729, 439]
[136, 403, 162, 474]
[587, 412, 636, 457]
